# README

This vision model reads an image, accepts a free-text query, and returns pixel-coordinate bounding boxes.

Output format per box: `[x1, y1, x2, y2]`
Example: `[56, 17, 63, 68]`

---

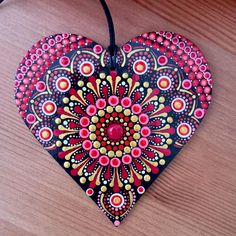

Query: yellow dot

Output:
[137, 64, 144, 71]
[115, 105, 122, 112]
[46, 104, 53, 112]
[159, 159, 166, 165]
[108, 151, 114, 158]
[120, 140, 124, 144]
[160, 80, 168, 88]
[134, 124, 141, 131]
[192, 95, 196, 99]
[107, 106, 113, 113]
[89, 133, 97, 140]
[116, 150, 122, 157]
[55, 118, 61, 124]
[83, 66, 91, 73]
[124, 147, 131, 153]
[77, 80, 84, 87]
[143, 82, 149, 88]
[166, 139, 172, 145]
[120, 119, 124, 122]
[64, 161, 70, 168]
[80, 177, 86, 184]
[91, 116, 98, 123]
[133, 133, 140, 140]
[159, 96, 165, 103]
[116, 142, 119, 145]
[98, 110, 105, 117]
[126, 127, 129, 131]
[101, 186, 107, 192]
[130, 141, 137, 147]
[174, 101, 182, 109]
[63, 97, 69, 103]
[124, 109, 131, 116]
[100, 147, 107, 154]
[129, 177, 134, 183]
[106, 75, 112, 80]
[99, 73, 106, 79]
[167, 117, 173, 123]
[126, 132, 130, 136]
[122, 73, 128, 79]
[180, 126, 188, 135]
[144, 175, 151, 182]
[56, 141, 62, 147]
[131, 115, 138, 122]
[89, 124, 96, 132]
[93, 141, 100, 148]
[125, 184, 131, 190]
[42, 131, 50, 139]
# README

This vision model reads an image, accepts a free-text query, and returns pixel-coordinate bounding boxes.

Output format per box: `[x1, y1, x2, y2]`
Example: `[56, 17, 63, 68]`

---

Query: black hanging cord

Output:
[99, 0, 117, 69]
[0, 0, 117, 69]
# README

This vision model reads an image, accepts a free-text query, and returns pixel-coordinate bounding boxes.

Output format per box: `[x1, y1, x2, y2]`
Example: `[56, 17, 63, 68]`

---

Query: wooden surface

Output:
[0, 0, 236, 235]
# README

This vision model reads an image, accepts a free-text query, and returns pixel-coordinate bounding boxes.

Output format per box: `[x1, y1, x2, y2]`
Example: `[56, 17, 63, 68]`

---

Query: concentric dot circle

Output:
[110, 193, 124, 208]
[138, 138, 149, 149]
[122, 154, 132, 164]
[110, 158, 121, 168]
[55, 77, 71, 92]
[177, 123, 192, 138]
[82, 140, 92, 150]
[80, 117, 90, 127]
[171, 98, 186, 112]
[131, 104, 142, 114]
[89, 149, 100, 159]
[39, 127, 53, 141]
[133, 60, 148, 75]
[99, 155, 110, 166]
[157, 55, 168, 66]
[59, 56, 70, 67]
[141, 127, 151, 137]
[157, 76, 172, 90]
[86, 188, 94, 196]
[139, 114, 149, 125]
[86, 105, 97, 116]
[194, 108, 205, 119]
[42, 101, 57, 116]
[131, 147, 141, 158]
[79, 61, 94, 77]
[93, 44, 103, 54]
[121, 97, 132, 108]
[79, 128, 89, 138]
[137, 186, 145, 194]
[108, 95, 119, 106]
[96, 98, 106, 109]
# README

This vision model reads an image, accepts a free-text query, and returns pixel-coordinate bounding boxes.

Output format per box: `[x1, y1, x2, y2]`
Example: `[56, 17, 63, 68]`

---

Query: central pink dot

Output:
[107, 124, 123, 140]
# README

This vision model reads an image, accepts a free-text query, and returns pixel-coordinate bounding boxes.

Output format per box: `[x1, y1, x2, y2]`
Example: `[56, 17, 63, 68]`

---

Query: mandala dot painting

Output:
[14, 31, 212, 225]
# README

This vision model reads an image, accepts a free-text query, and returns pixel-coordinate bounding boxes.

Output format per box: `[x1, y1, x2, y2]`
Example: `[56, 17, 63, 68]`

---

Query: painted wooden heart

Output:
[14, 32, 212, 226]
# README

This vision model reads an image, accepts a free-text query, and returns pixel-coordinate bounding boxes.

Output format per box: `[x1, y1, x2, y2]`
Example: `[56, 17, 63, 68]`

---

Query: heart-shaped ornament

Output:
[14, 32, 212, 226]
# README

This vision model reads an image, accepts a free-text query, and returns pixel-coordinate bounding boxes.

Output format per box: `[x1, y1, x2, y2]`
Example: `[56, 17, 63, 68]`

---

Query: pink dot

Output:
[138, 138, 149, 149]
[110, 158, 121, 168]
[36, 81, 46, 92]
[93, 44, 103, 54]
[80, 117, 90, 127]
[131, 147, 141, 158]
[139, 114, 149, 125]
[108, 95, 119, 106]
[26, 114, 36, 124]
[122, 154, 132, 164]
[114, 220, 120, 226]
[82, 140, 92, 150]
[89, 149, 100, 159]
[79, 128, 89, 138]
[99, 155, 110, 166]
[59, 56, 70, 67]
[86, 105, 97, 116]
[131, 104, 142, 114]
[121, 97, 132, 108]
[96, 98, 106, 109]
[141, 127, 151, 137]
